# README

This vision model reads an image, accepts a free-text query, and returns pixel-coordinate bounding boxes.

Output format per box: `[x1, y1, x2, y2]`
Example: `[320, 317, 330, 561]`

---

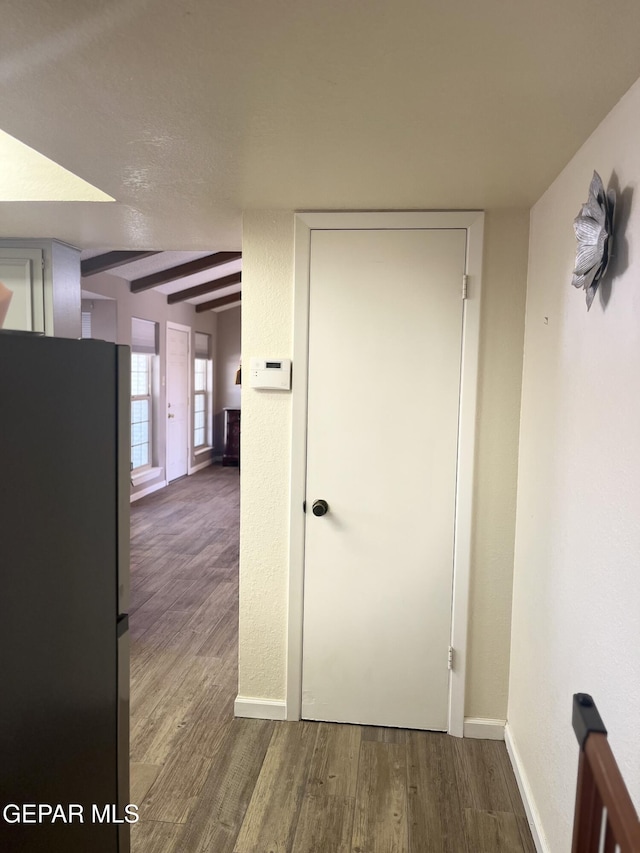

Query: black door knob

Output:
[312, 499, 329, 517]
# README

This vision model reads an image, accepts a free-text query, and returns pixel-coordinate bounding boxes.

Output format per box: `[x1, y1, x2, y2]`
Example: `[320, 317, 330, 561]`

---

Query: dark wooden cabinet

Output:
[222, 407, 240, 466]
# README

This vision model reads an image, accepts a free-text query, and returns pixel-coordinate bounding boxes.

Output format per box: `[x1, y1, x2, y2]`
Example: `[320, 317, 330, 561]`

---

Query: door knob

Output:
[312, 499, 329, 517]
[168, 413, 175, 419]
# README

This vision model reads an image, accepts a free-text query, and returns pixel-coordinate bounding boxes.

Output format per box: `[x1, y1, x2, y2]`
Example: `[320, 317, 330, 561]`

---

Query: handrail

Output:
[572, 693, 640, 852]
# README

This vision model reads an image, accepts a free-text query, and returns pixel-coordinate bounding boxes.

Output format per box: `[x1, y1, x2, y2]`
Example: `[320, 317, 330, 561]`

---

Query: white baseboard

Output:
[234, 696, 287, 721]
[188, 457, 213, 475]
[130, 480, 167, 502]
[463, 717, 506, 740]
[504, 723, 549, 853]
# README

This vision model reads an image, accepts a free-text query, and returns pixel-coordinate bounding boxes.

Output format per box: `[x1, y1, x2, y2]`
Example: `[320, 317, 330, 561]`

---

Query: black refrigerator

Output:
[0, 332, 131, 853]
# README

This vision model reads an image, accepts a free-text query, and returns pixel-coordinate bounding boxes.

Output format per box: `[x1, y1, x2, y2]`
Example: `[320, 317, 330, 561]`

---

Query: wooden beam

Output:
[81, 251, 160, 277]
[167, 272, 241, 304]
[195, 292, 242, 313]
[129, 251, 242, 293]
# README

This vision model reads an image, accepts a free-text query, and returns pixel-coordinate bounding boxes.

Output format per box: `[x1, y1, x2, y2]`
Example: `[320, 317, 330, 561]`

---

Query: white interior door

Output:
[301, 228, 466, 730]
[166, 324, 190, 482]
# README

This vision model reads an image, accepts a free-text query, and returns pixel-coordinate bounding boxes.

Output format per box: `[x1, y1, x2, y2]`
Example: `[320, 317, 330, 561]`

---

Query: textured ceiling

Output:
[0, 129, 114, 201]
[2, 0, 640, 250]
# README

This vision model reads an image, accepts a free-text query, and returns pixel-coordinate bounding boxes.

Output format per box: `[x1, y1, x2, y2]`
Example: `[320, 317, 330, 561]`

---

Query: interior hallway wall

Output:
[508, 75, 640, 852]
[239, 209, 529, 715]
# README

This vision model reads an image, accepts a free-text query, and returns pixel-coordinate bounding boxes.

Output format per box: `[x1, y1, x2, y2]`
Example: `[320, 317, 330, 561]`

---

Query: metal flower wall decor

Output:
[571, 171, 615, 310]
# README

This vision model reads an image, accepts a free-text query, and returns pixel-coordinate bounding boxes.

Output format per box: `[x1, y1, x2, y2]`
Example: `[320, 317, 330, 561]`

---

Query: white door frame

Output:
[287, 211, 484, 736]
[165, 321, 192, 482]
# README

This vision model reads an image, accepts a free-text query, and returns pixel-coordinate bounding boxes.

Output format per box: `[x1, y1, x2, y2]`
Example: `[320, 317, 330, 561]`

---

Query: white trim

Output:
[448, 211, 484, 736]
[130, 479, 167, 502]
[188, 457, 213, 475]
[463, 717, 506, 740]
[234, 696, 287, 721]
[286, 213, 313, 721]
[130, 466, 163, 487]
[287, 211, 485, 729]
[505, 723, 549, 853]
[165, 321, 192, 483]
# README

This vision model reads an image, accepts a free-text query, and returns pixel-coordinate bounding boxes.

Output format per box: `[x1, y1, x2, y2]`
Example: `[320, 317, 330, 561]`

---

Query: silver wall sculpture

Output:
[571, 171, 616, 310]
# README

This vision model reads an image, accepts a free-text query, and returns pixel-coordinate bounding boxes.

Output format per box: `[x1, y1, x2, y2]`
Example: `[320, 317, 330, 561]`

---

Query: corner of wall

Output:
[465, 208, 529, 720]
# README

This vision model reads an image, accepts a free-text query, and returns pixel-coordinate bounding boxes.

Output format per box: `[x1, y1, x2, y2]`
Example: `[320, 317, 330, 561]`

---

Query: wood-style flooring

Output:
[129, 464, 536, 853]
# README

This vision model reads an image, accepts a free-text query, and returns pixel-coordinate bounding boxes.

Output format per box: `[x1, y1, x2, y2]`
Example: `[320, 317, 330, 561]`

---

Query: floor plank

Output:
[463, 809, 527, 852]
[176, 718, 275, 853]
[306, 722, 362, 799]
[130, 818, 184, 853]
[131, 670, 226, 766]
[292, 794, 355, 853]
[351, 741, 409, 853]
[407, 731, 468, 853]
[453, 738, 516, 812]
[233, 722, 318, 853]
[139, 747, 213, 824]
[130, 763, 162, 805]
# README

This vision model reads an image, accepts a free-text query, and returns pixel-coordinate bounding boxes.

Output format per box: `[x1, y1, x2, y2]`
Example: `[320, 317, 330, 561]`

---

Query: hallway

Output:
[128, 466, 535, 852]
[129, 465, 239, 849]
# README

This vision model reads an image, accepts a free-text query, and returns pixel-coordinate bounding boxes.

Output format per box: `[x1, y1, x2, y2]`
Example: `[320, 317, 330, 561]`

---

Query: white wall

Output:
[508, 78, 640, 851]
[214, 305, 241, 456]
[83, 272, 217, 494]
[239, 209, 528, 714]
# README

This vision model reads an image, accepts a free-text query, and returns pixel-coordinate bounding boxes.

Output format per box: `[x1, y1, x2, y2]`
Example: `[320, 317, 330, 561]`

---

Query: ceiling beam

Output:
[167, 271, 241, 304]
[195, 292, 242, 313]
[129, 251, 241, 293]
[81, 251, 160, 277]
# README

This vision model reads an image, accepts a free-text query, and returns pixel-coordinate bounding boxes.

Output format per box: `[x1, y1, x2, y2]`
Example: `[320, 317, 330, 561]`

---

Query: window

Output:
[131, 353, 152, 471]
[193, 332, 211, 449]
[130, 318, 158, 473]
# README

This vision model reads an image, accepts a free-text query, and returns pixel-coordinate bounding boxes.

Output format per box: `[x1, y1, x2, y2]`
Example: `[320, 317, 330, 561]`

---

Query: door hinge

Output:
[462, 275, 468, 300]
[448, 646, 454, 670]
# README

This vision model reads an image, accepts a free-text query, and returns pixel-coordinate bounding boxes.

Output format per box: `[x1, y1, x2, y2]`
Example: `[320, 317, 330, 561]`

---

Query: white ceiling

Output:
[1, 0, 640, 250]
[0, 128, 114, 201]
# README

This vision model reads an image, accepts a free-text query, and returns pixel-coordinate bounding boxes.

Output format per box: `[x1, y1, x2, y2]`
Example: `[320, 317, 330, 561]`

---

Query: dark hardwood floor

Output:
[129, 464, 535, 853]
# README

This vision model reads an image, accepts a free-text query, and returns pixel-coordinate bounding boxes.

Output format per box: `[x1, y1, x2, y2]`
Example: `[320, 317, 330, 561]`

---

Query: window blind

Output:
[131, 317, 158, 354]
[194, 332, 210, 359]
[81, 312, 92, 339]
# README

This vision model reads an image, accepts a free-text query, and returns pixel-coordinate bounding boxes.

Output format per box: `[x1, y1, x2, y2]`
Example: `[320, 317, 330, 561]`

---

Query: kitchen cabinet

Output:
[0, 239, 81, 337]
